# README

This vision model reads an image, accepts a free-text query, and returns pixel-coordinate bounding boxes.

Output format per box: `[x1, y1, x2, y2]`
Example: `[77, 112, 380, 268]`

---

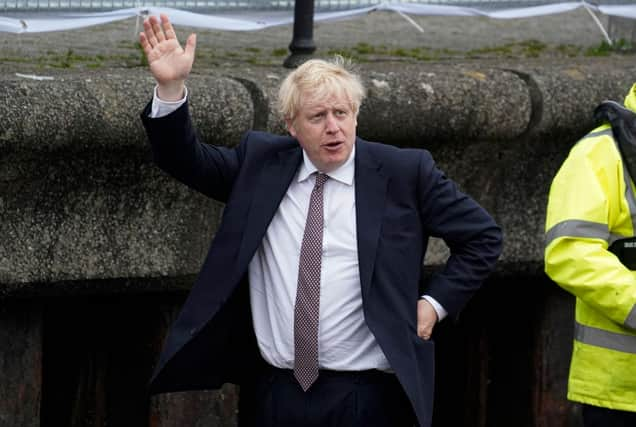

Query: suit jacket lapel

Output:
[355, 139, 388, 298]
[236, 145, 303, 270]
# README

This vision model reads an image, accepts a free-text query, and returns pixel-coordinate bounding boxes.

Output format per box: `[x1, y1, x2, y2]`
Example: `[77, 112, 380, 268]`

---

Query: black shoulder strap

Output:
[594, 101, 636, 262]
[594, 100, 636, 184]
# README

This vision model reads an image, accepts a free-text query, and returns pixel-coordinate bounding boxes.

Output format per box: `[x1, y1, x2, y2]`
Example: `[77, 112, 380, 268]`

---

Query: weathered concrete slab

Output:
[358, 66, 531, 145]
[516, 63, 636, 139]
[1, 62, 635, 290]
[222, 64, 532, 144]
[0, 74, 252, 293]
[0, 71, 253, 152]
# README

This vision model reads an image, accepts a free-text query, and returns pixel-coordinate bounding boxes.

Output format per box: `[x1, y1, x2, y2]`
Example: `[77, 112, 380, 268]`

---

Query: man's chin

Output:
[322, 158, 347, 172]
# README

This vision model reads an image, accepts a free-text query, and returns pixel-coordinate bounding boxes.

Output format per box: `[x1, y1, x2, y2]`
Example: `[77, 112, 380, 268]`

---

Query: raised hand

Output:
[139, 13, 196, 101]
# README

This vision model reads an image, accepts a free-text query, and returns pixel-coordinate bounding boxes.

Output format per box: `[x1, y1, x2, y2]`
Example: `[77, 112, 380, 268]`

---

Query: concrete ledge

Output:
[358, 66, 531, 144]
[1, 62, 635, 294]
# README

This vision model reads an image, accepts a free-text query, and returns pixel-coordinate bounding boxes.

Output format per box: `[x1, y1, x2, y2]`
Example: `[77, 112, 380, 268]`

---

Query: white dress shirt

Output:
[150, 88, 447, 372]
[248, 148, 392, 370]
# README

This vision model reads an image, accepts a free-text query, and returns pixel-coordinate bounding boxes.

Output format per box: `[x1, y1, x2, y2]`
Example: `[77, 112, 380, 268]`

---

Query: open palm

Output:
[139, 14, 196, 97]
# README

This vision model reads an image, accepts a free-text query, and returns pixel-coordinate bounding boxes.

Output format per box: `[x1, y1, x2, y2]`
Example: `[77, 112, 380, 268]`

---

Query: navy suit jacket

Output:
[141, 101, 502, 427]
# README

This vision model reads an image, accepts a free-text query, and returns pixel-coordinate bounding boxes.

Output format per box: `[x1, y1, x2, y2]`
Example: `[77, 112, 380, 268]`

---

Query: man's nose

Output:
[325, 114, 339, 133]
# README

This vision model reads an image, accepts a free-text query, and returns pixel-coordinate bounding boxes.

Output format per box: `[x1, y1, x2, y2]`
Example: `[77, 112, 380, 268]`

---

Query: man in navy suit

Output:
[139, 14, 502, 427]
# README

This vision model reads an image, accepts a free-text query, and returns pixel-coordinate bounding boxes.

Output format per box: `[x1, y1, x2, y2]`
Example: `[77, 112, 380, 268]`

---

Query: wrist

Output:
[157, 81, 186, 102]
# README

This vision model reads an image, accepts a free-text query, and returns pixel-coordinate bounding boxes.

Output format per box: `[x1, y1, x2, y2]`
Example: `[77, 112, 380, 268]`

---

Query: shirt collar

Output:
[298, 145, 355, 186]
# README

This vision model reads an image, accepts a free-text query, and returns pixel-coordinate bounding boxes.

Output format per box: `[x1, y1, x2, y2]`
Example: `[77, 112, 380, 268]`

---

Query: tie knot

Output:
[314, 173, 328, 188]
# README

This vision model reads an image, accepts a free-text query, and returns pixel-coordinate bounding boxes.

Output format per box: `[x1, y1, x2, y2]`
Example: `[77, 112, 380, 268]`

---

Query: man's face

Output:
[286, 90, 357, 173]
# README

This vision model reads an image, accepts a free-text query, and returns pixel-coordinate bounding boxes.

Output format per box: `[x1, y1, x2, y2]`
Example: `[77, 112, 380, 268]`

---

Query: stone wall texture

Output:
[2, 60, 634, 426]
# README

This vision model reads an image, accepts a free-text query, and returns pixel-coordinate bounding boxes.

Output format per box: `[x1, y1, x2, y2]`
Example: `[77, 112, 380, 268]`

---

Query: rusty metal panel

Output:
[40, 294, 180, 427]
[149, 386, 239, 427]
[532, 282, 582, 427]
[148, 296, 239, 427]
[432, 297, 489, 427]
[0, 301, 42, 427]
[0, 277, 586, 427]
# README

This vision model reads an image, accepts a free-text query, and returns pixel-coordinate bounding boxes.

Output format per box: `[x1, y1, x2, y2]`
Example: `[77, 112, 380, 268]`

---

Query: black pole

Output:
[283, 0, 316, 68]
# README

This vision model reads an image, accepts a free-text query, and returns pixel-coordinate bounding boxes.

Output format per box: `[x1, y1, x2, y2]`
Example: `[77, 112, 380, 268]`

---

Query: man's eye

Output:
[335, 110, 347, 117]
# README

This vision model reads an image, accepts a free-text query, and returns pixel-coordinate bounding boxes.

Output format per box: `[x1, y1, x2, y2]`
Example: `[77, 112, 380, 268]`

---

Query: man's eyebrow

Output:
[305, 106, 327, 114]
[308, 103, 349, 111]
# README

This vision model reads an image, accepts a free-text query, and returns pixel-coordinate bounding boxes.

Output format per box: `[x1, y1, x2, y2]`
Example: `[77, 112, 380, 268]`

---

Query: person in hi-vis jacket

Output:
[545, 84, 636, 427]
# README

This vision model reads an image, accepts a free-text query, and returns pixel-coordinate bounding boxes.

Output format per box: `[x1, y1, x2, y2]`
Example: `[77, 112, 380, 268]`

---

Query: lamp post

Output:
[283, 0, 316, 68]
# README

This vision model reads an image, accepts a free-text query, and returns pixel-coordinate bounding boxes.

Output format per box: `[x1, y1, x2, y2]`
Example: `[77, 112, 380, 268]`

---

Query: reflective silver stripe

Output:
[564, 132, 636, 245]
[545, 130, 622, 248]
[545, 220, 610, 248]
[582, 128, 613, 140]
[607, 232, 628, 247]
[626, 305, 636, 329]
[575, 321, 636, 354]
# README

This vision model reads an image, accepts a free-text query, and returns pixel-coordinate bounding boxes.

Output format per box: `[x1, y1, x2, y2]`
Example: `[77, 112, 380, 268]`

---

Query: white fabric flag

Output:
[0, 1, 634, 34]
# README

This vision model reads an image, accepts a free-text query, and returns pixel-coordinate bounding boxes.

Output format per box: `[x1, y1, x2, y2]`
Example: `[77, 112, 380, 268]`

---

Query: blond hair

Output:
[277, 56, 366, 122]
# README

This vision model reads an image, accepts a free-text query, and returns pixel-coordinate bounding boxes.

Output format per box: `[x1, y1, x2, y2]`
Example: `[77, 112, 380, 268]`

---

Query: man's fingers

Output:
[139, 32, 153, 58]
[417, 299, 437, 340]
[151, 15, 166, 43]
[143, 17, 159, 48]
[418, 328, 433, 340]
[417, 324, 433, 340]
[161, 14, 178, 42]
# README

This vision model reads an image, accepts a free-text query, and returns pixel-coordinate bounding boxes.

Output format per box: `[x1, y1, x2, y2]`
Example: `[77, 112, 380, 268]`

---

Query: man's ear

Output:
[286, 118, 297, 137]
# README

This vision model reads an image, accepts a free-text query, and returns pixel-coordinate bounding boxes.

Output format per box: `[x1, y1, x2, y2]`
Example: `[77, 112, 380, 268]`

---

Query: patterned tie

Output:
[294, 172, 329, 392]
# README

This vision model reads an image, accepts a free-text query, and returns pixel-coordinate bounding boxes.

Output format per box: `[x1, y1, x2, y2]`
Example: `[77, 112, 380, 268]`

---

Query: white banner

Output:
[0, 1, 634, 33]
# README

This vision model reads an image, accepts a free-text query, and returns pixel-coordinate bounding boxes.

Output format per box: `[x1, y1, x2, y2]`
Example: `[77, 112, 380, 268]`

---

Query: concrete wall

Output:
[1, 60, 634, 426]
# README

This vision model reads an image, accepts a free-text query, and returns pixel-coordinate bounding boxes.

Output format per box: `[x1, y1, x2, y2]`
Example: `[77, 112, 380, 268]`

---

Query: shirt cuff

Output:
[421, 295, 447, 322]
[150, 85, 188, 118]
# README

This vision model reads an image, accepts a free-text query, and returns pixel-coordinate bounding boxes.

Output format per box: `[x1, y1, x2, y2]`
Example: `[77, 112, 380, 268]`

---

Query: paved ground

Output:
[0, 6, 634, 72]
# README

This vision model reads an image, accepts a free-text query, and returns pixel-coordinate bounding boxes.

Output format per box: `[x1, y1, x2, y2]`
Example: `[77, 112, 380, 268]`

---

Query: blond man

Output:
[140, 14, 502, 427]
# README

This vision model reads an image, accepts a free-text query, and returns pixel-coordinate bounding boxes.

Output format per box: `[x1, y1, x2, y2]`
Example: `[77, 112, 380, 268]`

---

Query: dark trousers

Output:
[238, 365, 415, 427]
[582, 404, 636, 427]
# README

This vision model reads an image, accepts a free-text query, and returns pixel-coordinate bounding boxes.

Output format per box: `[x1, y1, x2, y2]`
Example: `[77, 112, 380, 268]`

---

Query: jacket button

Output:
[189, 327, 197, 336]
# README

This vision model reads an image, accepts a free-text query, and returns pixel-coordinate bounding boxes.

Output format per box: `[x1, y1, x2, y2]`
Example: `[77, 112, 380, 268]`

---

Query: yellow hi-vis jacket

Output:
[545, 84, 636, 412]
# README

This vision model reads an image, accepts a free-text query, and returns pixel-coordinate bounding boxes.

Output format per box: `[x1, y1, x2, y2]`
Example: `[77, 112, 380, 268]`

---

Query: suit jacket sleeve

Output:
[417, 150, 503, 317]
[140, 100, 243, 203]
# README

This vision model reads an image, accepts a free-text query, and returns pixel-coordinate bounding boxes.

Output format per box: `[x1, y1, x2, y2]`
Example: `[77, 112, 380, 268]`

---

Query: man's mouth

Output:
[323, 141, 343, 151]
